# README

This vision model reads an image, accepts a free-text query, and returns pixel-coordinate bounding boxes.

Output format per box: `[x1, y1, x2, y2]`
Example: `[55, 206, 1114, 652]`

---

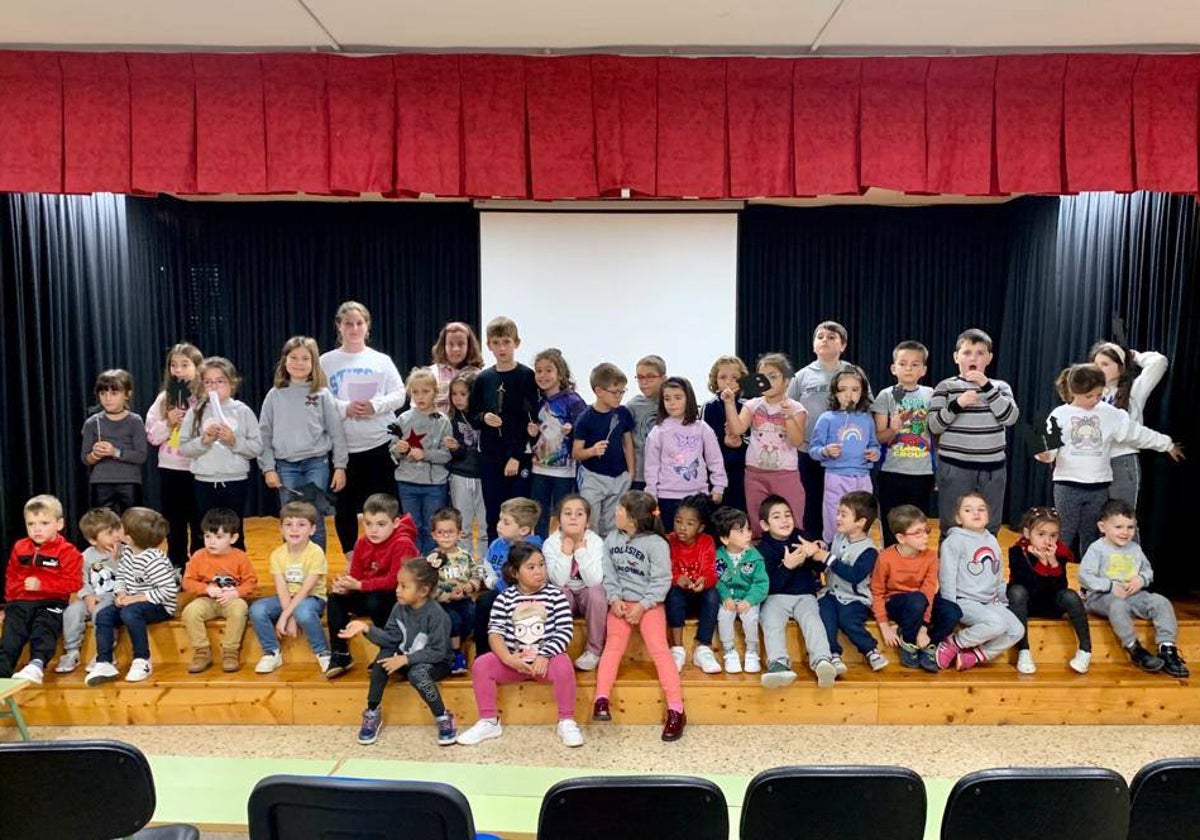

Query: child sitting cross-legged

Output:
[180, 508, 258, 673]
[712, 506, 768, 674]
[427, 506, 487, 676]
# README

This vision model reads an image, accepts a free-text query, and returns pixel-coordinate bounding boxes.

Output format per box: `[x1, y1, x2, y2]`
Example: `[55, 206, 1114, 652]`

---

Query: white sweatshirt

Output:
[1045, 402, 1173, 485]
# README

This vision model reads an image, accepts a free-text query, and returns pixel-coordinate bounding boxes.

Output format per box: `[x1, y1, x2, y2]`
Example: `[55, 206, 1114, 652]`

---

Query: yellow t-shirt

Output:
[268, 542, 328, 601]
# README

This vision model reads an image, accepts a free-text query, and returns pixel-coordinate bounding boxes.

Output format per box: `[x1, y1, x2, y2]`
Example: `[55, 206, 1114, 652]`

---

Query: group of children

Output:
[0, 312, 1189, 747]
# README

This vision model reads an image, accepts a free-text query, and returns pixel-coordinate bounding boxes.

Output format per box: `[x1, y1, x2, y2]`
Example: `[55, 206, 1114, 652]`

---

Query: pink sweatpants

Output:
[471, 652, 577, 720]
[594, 604, 684, 713]
[745, 466, 807, 538]
[564, 583, 608, 655]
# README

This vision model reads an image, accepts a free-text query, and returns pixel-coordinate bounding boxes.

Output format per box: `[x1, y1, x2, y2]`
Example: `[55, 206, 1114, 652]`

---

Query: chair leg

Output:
[4, 696, 31, 741]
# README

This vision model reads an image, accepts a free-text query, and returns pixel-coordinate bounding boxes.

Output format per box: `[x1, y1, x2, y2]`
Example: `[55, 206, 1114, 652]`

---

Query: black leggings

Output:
[335, 444, 397, 556]
[160, 468, 201, 570]
[367, 659, 450, 717]
[1007, 583, 1092, 652]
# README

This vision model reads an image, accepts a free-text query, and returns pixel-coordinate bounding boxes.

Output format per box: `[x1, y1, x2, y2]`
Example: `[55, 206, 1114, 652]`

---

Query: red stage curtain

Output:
[1064, 54, 1138, 193]
[794, 58, 861, 195]
[926, 56, 996, 195]
[526, 56, 598, 199]
[995, 54, 1067, 194]
[592, 55, 657, 196]
[861, 57, 929, 192]
[394, 54, 462, 197]
[727, 58, 793, 197]
[193, 54, 267, 194]
[1133, 55, 1200, 193]
[0, 52, 63, 193]
[461, 54, 527, 198]
[262, 54, 329, 194]
[328, 56, 394, 194]
[128, 53, 196, 195]
[657, 58, 728, 198]
[61, 53, 130, 194]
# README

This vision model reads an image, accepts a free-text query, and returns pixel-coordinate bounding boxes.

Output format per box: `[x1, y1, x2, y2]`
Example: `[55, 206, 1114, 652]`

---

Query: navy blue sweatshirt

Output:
[759, 528, 824, 596]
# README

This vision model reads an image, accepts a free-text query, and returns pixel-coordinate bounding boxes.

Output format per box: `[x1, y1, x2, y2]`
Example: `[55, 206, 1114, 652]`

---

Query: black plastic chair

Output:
[941, 767, 1129, 840]
[0, 738, 198, 839]
[538, 775, 728, 840]
[248, 774, 497, 840]
[1128, 757, 1200, 840]
[741, 765, 925, 840]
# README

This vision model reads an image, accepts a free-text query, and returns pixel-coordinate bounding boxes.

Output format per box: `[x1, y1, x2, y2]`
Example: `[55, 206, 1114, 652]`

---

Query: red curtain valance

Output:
[1, 51, 1197, 197]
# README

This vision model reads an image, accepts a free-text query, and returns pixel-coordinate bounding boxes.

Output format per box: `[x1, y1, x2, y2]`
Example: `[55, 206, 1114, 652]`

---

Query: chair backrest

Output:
[0, 738, 157, 838]
[537, 775, 728, 840]
[1128, 757, 1200, 840]
[247, 775, 476, 840]
[941, 767, 1129, 840]
[741, 765, 925, 840]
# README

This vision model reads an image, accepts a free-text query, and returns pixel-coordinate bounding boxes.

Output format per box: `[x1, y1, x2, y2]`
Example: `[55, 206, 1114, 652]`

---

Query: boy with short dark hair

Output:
[872, 340, 936, 546]
[473, 497, 543, 655]
[928, 328, 1019, 534]
[573, 363, 636, 536]
[1, 495, 83, 684]
[428, 506, 487, 675]
[627, 354, 666, 491]
[180, 508, 258, 673]
[56, 507, 123, 674]
[468, 316, 539, 542]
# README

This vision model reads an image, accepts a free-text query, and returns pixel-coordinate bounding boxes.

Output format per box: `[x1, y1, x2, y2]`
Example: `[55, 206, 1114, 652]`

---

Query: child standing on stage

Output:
[543, 494, 607, 671]
[665, 494, 722, 674]
[392, 367, 454, 555]
[82, 369, 148, 514]
[644, 376, 727, 529]
[809, 366, 880, 545]
[872, 341, 936, 546]
[457, 542, 583, 748]
[702, 355, 750, 514]
[445, 372, 487, 561]
[429, 321, 483, 413]
[1090, 341, 1168, 509]
[627, 355, 666, 490]
[146, 343, 204, 570]
[529, 348, 587, 538]
[573, 363, 636, 536]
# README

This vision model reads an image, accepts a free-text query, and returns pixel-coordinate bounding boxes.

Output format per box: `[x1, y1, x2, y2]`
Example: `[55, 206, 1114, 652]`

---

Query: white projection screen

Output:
[480, 212, 739, 400]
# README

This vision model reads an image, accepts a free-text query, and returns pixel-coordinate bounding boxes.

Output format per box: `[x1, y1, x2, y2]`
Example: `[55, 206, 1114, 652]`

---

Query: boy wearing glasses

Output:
[572, 363, 636, 536]
[870, 505, 962, 672]
[626, 355, 666, 491]
[872, 340, 935, 546]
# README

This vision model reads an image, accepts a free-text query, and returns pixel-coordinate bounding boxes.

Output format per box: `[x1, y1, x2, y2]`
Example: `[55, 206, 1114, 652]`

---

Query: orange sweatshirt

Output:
[182, 548, 259, 598]
[870, 545, 939, 625]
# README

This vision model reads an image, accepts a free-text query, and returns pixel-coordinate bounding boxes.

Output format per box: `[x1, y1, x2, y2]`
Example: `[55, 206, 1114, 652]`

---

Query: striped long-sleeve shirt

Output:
[927, 376, 1018, 468]
[115, 546, 178, 615]
[487, 584, 574, 661]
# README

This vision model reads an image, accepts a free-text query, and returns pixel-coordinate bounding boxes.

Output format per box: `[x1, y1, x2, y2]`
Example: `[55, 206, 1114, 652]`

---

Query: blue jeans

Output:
[531, 473, 577, 538]
[397, 481, 448, 555]
[276, 456, 331, 550]
[818, 594, 877, 656]
[94, 601, 171, 662]
[249, 595, 328, 655]
[664, 585, 720, 646]
[442, 597, 476, 642]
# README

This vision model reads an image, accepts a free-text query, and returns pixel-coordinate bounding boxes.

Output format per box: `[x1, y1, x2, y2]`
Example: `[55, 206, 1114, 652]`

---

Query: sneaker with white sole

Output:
[255, 651, 283, 674]
[13, 662, 44, 685]
[557, 718, 584, 747]
[1069, 649, 1092, 674]
[317, 653, 331, 674]
[456, 717, 503, 745]
[84, 657, 98, 673]
[55, 650, 81, 674]
[813, 658, 837, 688]
[830, 655, 848, 676]
[723, 649, 742, 674]
[574, 650, 601, 671]
[85, 661, 120, 686]
[357, 707, 383, 745]
[125, 658, 152, 682]
[670, 645, 686, 672]
[692, 645, 722, 674]
[1017, 649, 1037, 674]
[866, 650, 889, 672]
[761, 658, 797, 688]
[744, 652, 761, 673]
[436, 712, 458, 745]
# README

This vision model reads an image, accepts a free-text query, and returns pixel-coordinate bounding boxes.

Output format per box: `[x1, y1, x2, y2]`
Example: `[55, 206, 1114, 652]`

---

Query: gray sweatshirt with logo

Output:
[938, 526, 1006, 606]
[258, 383, 349, 473]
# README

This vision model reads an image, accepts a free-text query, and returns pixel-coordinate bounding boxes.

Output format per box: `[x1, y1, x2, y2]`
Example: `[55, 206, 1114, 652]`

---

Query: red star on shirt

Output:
[405, 429, 426, 450]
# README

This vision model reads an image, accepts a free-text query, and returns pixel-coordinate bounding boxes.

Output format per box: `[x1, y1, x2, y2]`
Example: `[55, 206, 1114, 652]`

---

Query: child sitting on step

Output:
[713, 506, 768, 674]
[180, 508, 258, 673]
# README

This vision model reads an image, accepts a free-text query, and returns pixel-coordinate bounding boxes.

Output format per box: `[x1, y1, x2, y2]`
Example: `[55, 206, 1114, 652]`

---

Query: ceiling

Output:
[4, 0, 1200, 53]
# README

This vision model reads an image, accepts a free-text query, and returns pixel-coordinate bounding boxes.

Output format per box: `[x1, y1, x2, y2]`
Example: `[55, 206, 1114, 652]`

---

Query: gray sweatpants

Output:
[936, 462, 1006, 534]
[577, 469, 631, 537]
[955, 600, 1024, 660]
[761, 593, 830, 668]
[718, 604, 760, 655]
[62, 595, 115, 652]
[1086, 590, 1177, 648]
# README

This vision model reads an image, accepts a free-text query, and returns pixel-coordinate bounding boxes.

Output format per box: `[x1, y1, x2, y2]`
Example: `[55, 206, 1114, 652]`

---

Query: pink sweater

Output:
[644, 417, 727, 500]
[145, 391, 195, 472]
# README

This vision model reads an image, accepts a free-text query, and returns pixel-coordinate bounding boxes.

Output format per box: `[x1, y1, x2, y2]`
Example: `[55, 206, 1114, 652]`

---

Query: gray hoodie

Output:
[391, 408, 454, 486]
[258, 383, 348, 473]
[178, 399, 263, 482]
[1078, 538, 1155, 603]
[365, 598, 453, 667]
[938, 526, 1006, 606]
[602, 530, 671, 610]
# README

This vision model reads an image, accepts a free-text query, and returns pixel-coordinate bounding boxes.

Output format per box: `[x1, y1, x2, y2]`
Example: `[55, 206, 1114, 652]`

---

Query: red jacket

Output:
[5, 535, 83, 603]
[349, 514, 419, 591]
[668, 533, 719, 589]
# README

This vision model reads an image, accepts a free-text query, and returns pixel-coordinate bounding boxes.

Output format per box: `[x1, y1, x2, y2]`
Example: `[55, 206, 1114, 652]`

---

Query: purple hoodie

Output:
[644, 417, 728, 500]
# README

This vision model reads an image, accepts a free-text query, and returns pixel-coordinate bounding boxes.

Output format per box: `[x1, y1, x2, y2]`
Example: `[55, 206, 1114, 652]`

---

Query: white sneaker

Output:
[255, 651, 283, 674]
[744, 652, 761, 673]
[813, 658, 837, 688]
[1016, 649, 1037, 674]
[830, 655, 848, 676]
[866, 650, 889, 672]
[13, 662, 44, 685]
[693, 645, 722, 674]
[456, 717, 503, 745]
[723, 649, 742, 674]
[557, 718, 584, 747]
[1069, 649, 1092, 674]
[574, 650, 601, 671]
[317, 653, 331, 673]
[670, 645, 686, 672]
[55, 651, 80, 674]
[84, 657, 98, 673]
[125, 658, 152, 682]
[85, 661, 120, 686]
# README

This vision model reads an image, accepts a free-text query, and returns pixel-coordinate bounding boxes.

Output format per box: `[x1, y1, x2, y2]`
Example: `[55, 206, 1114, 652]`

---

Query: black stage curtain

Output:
[738, 196, 1198, 593]
[0, 195, 481, 547]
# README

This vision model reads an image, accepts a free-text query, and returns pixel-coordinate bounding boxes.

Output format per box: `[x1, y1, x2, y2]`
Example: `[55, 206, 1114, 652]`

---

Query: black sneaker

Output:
[1127, 641, 1164, 673]
[324, 652, 354, 680]
[1159, 644, 1190, 678]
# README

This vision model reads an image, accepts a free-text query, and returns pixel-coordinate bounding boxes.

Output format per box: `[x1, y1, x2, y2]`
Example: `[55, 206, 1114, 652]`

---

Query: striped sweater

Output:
[927, 376, 1018, 468]
[115, 546, 178, 615]
[486, 583, 574, 662]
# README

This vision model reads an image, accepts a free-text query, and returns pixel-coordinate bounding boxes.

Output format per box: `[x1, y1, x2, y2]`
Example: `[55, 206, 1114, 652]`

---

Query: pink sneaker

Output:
[934, 639, 960, 670]
[956, 646, 988, 671]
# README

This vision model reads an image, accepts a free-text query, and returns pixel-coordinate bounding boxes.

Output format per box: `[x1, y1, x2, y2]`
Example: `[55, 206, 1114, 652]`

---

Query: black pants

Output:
[327, 590, 397, 655]
[798, 452, 825, 539]
[1007, 583, 1092, 652]
[195, 480, 250, 550]
[473, 588, 500, 654]
[160, 467, 201, 570]
[367, 658, 450, 716]
[877, 471, 935, 546]
[721, 462, 747, 518]
[335, 444, 397, 556]
[885, 591, 962, 646]
[0, 599, 66, 676]
[480, 455, 531, 542]
[90, 483, 143, 516]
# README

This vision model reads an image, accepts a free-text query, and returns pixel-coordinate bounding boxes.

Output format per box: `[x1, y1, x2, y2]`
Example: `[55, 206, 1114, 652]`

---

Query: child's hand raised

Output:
[560, 535, 577, 556]
[720, 387, 738, 404]
[783, 544, 805, 569]
[338, 619, 369, 639]
[962, 370, 988, 387]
